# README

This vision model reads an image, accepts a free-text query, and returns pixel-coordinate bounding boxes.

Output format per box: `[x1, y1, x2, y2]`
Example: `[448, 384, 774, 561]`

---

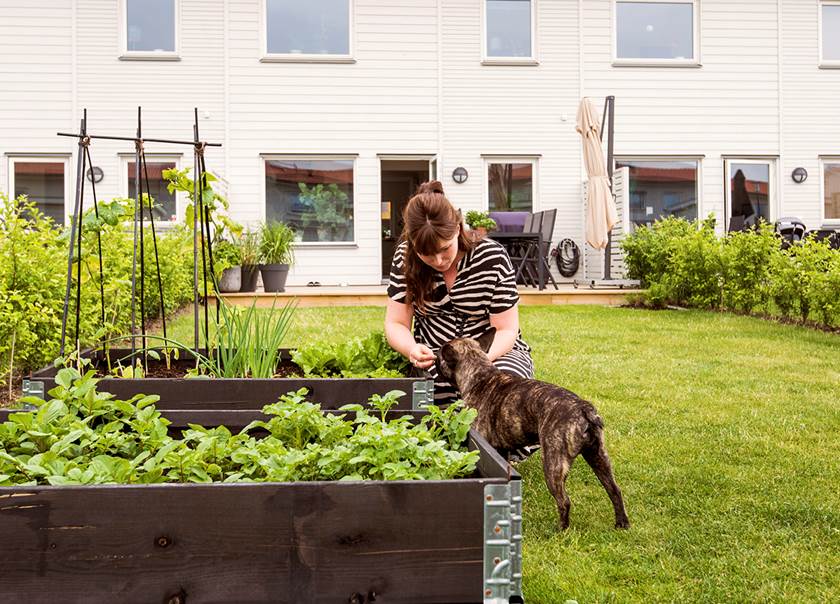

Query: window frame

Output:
[260, 0, 356, 64]
[723, 158, 778, 231]
[820, 157, 840, 225]
[613, 155, 703, 229]
[119, 153, 183, 224]
[819, 0, 840, 68]
[612, 0, 700, 67]
[481, 0, 539, 66]
[119, 0, 180, 61]
[482, 155, 540, 213]
[262, 154, 358, 247]
[7, 155, 72, 225]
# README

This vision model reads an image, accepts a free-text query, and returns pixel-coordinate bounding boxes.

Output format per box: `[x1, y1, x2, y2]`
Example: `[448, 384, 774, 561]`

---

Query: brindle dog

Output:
[436, 329, 630, 530]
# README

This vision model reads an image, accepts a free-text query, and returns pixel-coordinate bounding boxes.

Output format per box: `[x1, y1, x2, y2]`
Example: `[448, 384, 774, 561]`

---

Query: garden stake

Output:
[140, 149, 168, 342]
[136, 108, 148, 365]
[82, 144, 107, 357]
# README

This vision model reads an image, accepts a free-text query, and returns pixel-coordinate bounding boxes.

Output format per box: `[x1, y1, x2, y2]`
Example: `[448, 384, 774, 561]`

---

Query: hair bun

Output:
[417, 180, 445, 196]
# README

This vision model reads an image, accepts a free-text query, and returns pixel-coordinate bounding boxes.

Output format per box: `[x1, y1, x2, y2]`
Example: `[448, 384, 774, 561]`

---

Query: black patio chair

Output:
[774, 216, 807, 249]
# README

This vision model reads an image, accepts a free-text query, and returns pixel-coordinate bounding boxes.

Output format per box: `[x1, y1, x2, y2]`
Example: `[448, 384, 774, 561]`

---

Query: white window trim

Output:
[260, 0, 356, 64]
[7, 155, 72, 224]
[612, 0, 701, 67]
[483, 156, 540, 212]
[819, 1, 840, 68]
[723, 158, 777, 231]
[614, 155, 704, 224]
[820, 158, 840, 225]
[262, 154, 358, 247]
[119, 154, 183, 224]
[481, 0, 539, 65]
[119, 0, 181, 61]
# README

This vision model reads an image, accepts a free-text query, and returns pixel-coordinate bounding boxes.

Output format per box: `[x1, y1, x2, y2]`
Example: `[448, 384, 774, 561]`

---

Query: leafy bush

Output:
[465, 210, 497, 231]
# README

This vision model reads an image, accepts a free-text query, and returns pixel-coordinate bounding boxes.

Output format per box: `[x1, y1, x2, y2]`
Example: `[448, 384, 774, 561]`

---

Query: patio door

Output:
[380, 157, 437, 280]
[724, 159, 775, 232]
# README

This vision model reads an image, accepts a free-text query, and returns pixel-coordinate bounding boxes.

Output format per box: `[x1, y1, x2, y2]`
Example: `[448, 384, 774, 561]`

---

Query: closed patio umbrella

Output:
[577, 97, 618, 249]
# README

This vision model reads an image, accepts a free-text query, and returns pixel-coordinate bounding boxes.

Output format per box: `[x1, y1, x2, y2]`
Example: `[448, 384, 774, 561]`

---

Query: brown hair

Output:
[401, 180, 474, 310]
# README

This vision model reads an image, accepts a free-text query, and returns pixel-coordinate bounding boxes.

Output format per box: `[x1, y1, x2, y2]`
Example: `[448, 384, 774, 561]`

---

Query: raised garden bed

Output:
[27, 348, 428, 411]
[0, 409, 522, 603]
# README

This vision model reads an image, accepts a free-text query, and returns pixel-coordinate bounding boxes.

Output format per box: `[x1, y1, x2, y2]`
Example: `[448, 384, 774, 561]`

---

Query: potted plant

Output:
[213, 239, 242, 293]
[238, 228, 261, 292]
[259, 221, 295, 292]
[465, 210, 498, 239]
[298, 182, 352, 242]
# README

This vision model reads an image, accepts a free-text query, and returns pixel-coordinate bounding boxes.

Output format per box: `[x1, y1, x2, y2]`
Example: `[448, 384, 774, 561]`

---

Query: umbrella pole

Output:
[603, 96, 615, 280]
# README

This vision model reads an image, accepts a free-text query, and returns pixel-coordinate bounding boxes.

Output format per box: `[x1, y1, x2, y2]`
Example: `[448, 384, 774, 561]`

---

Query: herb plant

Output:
[291, 331, 410, 378]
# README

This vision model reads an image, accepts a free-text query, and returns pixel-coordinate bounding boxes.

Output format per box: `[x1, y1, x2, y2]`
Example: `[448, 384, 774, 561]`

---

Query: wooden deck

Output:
[217, 284, 642, 308]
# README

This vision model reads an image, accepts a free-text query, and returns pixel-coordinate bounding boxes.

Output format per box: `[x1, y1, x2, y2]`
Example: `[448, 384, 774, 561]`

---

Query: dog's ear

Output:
[441, 343, 457, 366]
[475, 327, 496, 353]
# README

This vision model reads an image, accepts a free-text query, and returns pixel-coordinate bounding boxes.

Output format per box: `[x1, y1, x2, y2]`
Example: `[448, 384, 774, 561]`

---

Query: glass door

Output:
[725, 159, 775, 232]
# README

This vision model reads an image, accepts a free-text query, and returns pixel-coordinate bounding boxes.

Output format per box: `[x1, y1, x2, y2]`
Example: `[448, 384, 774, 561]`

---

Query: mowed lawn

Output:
[163, 305, 840, 603]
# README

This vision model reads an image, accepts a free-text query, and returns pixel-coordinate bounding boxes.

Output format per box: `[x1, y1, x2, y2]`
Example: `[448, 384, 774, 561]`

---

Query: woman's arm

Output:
[487, 304, 519, 362]
[385, 299, 435, 369]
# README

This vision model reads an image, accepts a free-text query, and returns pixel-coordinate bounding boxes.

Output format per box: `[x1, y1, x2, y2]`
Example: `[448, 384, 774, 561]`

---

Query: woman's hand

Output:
[408, 343, 436, 370]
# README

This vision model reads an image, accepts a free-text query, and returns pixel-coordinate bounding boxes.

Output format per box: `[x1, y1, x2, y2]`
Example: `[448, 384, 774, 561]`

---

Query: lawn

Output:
[163, 304, 840, 603]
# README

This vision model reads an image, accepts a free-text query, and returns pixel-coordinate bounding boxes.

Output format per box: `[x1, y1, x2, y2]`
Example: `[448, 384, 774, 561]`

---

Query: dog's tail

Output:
[584, 406, 604, 430]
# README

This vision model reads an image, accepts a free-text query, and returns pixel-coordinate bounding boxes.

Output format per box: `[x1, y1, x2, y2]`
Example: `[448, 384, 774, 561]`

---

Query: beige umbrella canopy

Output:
[576, 97, 618, 250]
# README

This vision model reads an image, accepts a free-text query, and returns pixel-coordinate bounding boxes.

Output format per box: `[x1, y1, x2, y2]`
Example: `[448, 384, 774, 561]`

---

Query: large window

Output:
[824, 161, 840, 222]
[8, 157, 69, 225]
[615, 159, 699, 228]
[821, 1, 840, 65]
[615, 1, 697, 64]
[265, 158, 355, 243]
[123, 0, 177, 57]
[484, 0, 535, 61]
[123, 156, 179, 222]
[487, 160, 535, 212]
[265, 0, 351, 59]
[725, 160, 774, 232]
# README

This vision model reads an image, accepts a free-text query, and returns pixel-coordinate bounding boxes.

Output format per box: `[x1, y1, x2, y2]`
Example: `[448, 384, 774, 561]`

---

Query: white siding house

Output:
[1, 0, 839, 286]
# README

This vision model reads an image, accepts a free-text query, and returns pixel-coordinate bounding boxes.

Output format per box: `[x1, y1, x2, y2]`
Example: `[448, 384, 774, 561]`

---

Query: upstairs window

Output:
[821, 1, 840, 66]
[615, 1, 697, 64]
[122, 0, 178, 58]
[264, 0, 352, 61]
[484, 0, 535, 62]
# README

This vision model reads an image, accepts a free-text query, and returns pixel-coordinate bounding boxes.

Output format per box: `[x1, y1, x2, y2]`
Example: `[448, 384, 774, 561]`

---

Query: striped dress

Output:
[387, 238, 534, 404]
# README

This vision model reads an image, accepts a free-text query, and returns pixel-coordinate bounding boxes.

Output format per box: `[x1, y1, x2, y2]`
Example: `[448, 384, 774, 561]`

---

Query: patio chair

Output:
[774, 217, 806, 249]
[522, 209, 558, 290]
[804, 228, 840, 250]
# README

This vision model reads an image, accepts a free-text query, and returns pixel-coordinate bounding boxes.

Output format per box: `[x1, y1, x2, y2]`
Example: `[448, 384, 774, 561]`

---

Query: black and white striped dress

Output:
[387, 238, 534, 404]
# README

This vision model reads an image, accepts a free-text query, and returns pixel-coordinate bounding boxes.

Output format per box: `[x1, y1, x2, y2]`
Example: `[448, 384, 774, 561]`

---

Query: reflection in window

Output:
[729, 163, 771, 231]
[126, 0, 175, 52]
[616, 1, 694, 60]
[13, 161, 65, 225]
[486, 0, 532, 58]
[265, 159, 354, 242]
[266, 0, 350, 55]
[488, 163, 533, 212]
[825, 163, 840, 220]
[822, 3, 840, 61]
[615, 159, 698, 227]
[127, 161, 177, 222]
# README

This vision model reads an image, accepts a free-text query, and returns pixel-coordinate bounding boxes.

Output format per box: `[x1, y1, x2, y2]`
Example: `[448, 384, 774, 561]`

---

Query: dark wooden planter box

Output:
[28, 348, 427, 411]
[0, 410, 522, 603]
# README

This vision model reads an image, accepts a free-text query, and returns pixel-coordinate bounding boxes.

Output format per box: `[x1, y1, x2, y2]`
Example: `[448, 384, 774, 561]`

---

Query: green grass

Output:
[161, 305, 840, 603]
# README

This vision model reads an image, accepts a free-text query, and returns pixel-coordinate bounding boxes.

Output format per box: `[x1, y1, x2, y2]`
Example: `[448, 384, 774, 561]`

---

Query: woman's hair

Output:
[401, 180, 474, 310]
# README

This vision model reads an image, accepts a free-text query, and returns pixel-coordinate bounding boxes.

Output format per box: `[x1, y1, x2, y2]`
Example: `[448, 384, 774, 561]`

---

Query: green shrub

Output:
[719, 222, 778, 313]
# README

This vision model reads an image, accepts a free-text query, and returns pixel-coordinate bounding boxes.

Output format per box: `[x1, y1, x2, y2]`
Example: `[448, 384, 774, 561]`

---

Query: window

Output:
[724, 160, 774, 232]
[487, 160, 535, 212]
[615, 159, 699, 228]
[615, 1, 697, 64]
[122, 0, 178, 58]
[265, 158, 355, 243]
[122, 156, 179, 222]
[8, 157, 69, 225]
[823, 161, 840, 222]
[484, 0, 535, 62]
[264, 0, 352, 60]
[821, 1, 840, 66]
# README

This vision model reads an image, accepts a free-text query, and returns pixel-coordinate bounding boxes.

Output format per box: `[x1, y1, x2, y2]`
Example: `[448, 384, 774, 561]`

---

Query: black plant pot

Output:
[260, 263, 290, 292]
[240, 265, 260, 292]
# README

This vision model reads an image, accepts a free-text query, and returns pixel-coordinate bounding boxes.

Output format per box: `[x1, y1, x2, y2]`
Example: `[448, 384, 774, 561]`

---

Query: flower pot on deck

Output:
[260, 263, 290, 292]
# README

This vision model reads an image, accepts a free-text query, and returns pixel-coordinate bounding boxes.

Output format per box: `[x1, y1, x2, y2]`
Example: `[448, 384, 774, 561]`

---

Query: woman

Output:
[385, 180, 534, 404]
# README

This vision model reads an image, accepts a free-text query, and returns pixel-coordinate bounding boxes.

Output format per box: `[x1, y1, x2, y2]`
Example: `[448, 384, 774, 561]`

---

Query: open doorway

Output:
[380, 159, 436, 280]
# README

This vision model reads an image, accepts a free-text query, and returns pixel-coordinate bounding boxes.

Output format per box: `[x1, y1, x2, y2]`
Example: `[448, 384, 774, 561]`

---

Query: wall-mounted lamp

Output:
[791, 167, 808, 184]
[452, 167, 468, 184]
[86, 166, 104, 183]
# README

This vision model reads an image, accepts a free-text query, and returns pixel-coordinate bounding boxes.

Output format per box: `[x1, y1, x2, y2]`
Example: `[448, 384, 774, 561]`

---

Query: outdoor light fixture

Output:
[452, 167, 468, 184]
[791, 167, 808, 184]
[86, 166, 104, 183]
